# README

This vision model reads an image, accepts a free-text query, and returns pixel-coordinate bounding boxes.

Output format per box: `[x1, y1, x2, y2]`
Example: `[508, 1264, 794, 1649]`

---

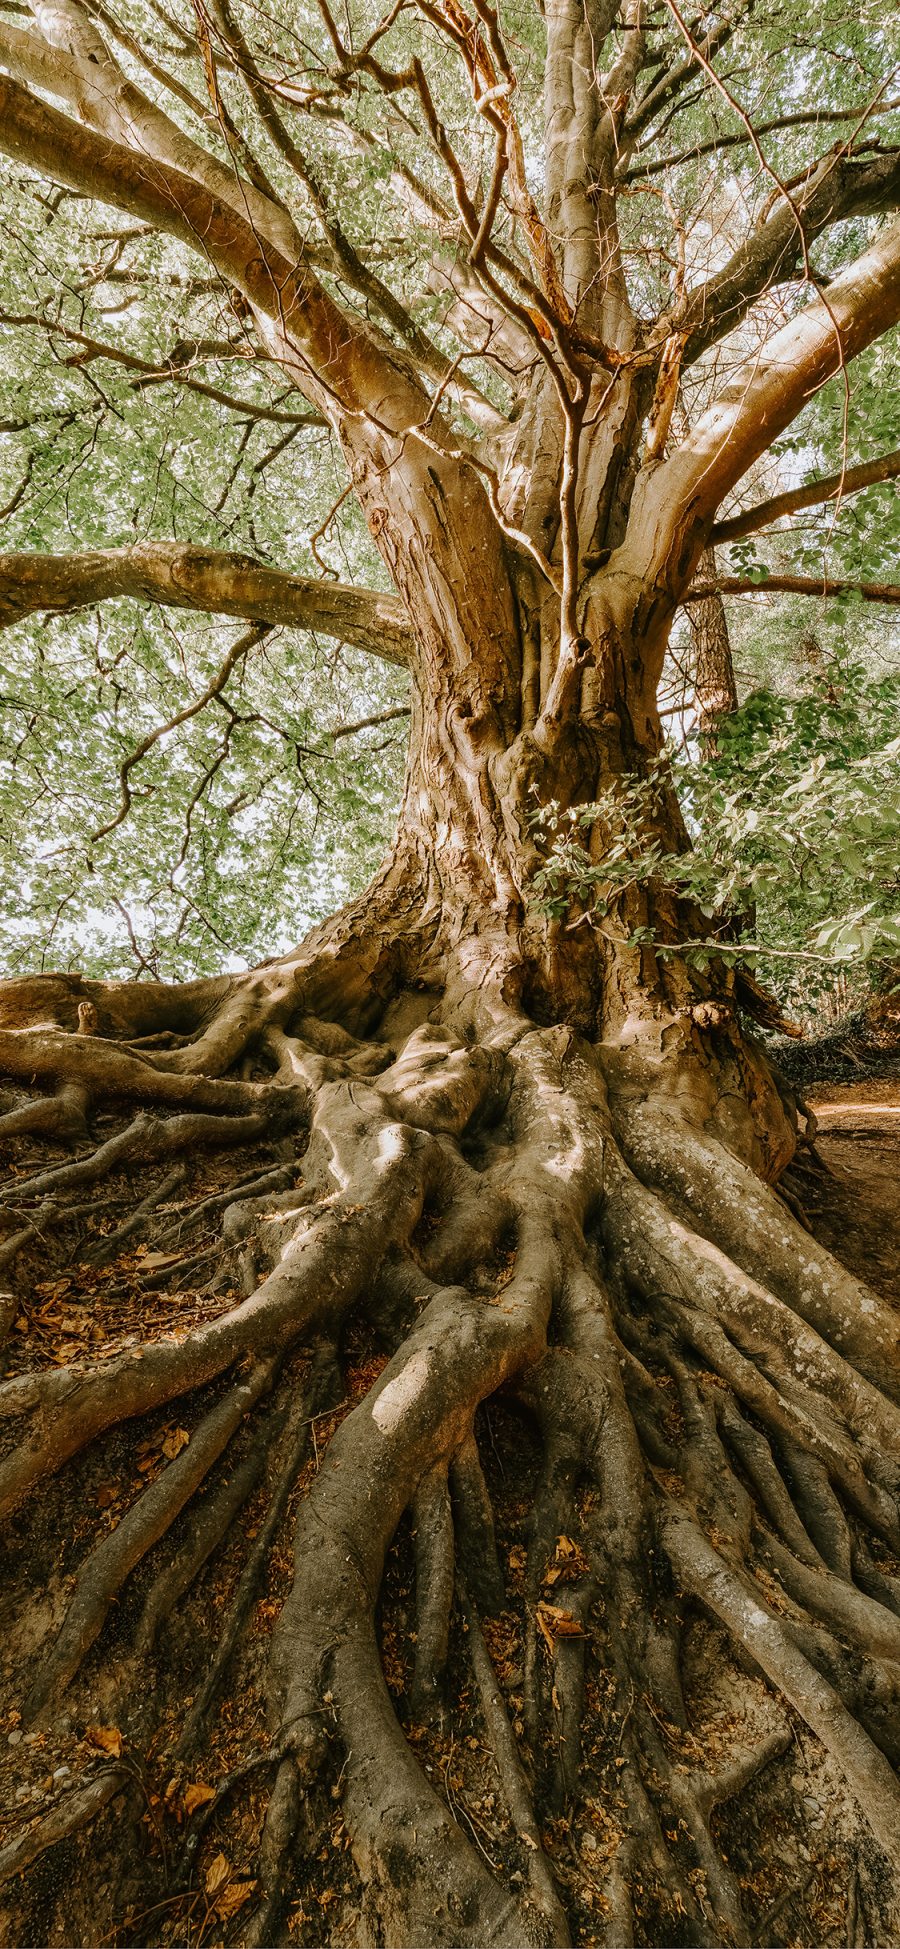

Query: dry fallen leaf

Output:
[183, 1781, 217, 1815]
[215, 1880, 255, 1920]
[86, 1724, 123, 1758]
[96, 1485, 118, 1509]
[161, 1427, 190, 1460]
[204, 1851, 231, 1896]
[535, 1601, 587, 1651]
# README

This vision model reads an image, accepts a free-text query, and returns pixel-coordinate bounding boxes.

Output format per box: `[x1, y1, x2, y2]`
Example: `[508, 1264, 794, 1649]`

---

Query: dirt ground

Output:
[793, 1074, 900, 1308]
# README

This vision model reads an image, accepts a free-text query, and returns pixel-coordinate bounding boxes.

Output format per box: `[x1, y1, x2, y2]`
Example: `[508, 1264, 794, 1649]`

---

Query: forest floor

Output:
[1, 1058, 899, 1948]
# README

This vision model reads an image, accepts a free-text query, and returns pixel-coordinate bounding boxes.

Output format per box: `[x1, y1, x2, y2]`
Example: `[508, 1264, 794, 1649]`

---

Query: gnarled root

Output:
[2, 965, 900, 1949]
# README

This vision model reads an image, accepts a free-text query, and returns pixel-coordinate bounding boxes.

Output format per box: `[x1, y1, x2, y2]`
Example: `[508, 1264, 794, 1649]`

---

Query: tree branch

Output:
[623, 99, 900, 182]
[0, 71, 426, 433]
[652, 213, 900, 535]
[625, 9, 741, 140]
[687, 573, 900, 606]
[0, 308, 326, 423]
[678, 149, 900, 363]
[711, 448, 900, 543]
[0, 543, 413, 665]
[199, 0, 506, 432]
[0, 9, 303, 266]
[92, 621, 271, 843]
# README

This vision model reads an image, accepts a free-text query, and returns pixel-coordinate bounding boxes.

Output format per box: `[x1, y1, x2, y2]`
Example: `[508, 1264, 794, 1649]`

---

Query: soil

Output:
[792, 1072, 900, 1308]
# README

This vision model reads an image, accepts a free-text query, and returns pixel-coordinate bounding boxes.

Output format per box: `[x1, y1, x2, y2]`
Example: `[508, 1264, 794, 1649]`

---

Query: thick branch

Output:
[641, 213, 900, 554]
[0, 542, 412, 664]
[711, 447, 900, 543]
[0, 72, 424, 431]
[200, 0, 505, 432]
[0, 10, 303, 265]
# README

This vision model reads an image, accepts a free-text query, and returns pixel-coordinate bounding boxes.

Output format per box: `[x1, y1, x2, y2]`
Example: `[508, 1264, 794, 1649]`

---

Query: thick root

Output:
[2, 975, 900, 1949]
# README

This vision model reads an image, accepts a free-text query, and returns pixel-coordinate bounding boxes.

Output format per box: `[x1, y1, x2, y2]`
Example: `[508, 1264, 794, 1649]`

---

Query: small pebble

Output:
[7, 1730, 22, 1747]
[52, 1766, 71, 1782]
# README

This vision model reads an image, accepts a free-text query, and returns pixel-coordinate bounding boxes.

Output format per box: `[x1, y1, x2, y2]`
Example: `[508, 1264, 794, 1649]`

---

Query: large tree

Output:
[1, 0, 900, 1943]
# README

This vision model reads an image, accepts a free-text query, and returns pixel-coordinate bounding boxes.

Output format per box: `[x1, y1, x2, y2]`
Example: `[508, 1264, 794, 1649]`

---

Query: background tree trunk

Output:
[688, 548, 739, 754]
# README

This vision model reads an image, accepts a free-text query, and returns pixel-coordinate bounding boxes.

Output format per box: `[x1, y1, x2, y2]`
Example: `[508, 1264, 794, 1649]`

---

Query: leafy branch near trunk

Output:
[531, 659, 900, 1013]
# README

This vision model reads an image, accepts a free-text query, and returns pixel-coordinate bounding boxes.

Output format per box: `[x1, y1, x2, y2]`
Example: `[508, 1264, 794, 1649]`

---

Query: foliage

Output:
[0, 605, 406, 978]
[0, 157, 409, 977]
[533, 654, 900, 1020]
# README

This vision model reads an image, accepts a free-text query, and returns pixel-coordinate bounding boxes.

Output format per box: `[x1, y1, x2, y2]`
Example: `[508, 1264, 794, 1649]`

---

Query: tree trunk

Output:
[687, 548, 739, 755]
[3, 586, 900, 1948]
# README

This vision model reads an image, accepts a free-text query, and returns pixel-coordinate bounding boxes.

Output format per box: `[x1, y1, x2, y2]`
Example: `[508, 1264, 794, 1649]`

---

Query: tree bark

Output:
[686, 547, 739, 752]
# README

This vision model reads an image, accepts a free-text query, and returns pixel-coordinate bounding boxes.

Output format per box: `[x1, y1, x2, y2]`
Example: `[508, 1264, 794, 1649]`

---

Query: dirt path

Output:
[798, 1074, 900, 1306]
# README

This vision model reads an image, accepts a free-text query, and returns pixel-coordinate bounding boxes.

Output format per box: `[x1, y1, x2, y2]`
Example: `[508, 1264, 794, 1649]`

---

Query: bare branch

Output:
[687, 573, 900, 606]
[712, 448, 900, 543]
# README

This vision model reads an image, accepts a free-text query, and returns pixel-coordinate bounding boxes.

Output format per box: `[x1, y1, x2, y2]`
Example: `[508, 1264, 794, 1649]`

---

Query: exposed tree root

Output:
[134, 1446, 266, 1655]
[0, 1082, 89, 1143]
[2, 963, 900, 1948]
[175, 1347, 342, 1760]
[24, 1359, 277, 1723]
[0, 1767, 131, 1890]
[411, 1467, 455, 1718]
[86, 1165, 188, 1266]
[0, 1108, 293, 1207]
[462, 1584, 570, 1942]
[663, 1511, 900, 1874]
